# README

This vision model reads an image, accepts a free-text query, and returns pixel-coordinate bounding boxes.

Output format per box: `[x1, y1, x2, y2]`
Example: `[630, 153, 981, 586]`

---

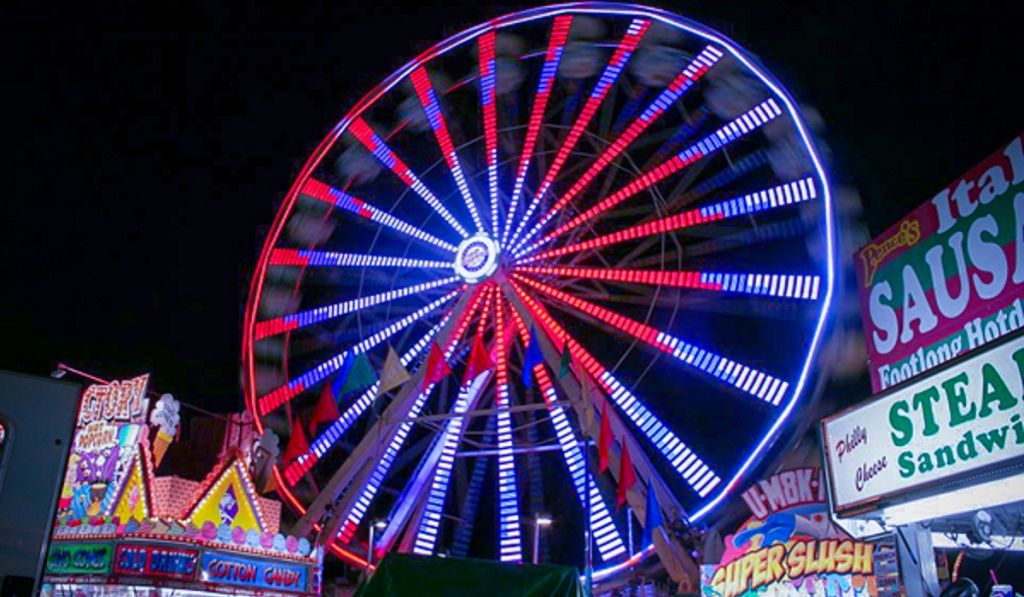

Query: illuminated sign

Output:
[45, 542, 113, 575]
[822, 333, 1024, 513]
[201, 552, 307, 593]
[702, 468, 878, 597]
[856, 133, 1024, 391]
[56, 375, 150, 521]
[113, 544, 198, 580]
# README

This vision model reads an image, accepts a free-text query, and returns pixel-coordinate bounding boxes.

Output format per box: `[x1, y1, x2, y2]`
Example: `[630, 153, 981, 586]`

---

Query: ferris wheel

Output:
[242, 2, 834, 578]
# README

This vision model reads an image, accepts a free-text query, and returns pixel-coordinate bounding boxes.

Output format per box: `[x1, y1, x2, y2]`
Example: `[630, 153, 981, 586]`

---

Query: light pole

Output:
[532, 514, 553, 564]
[368, 519, 387, 571]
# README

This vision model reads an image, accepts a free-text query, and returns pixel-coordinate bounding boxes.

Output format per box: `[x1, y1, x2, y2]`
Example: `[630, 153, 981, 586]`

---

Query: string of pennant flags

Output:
[280, 326, 663, 540]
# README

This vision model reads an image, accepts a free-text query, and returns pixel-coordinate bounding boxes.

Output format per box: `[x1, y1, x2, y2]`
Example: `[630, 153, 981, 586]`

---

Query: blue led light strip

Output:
[505, 301, 626, 561]
[494, 305, 523, 563]
[412, 372, 491, 555]
[301, 179, 458, 252]
[511, 45, 724, 252]
[516, 177, 818, 264]
[509, 280, 720, 497]
[258, 277, 459, 339]
[349, 118, 470, 238]
[337, 291, 486, 542]
[541, 376, 626, 561]
[272, 248, 452, 270]
[516, 98, 785, 258]
[507, 18, 651, 250]
[261, 289, 459, 417]
[502, 15, 574, 246]
[301, 315, 451, 469]
[518, 274, 789, 406]
[411, 67, 484, 232]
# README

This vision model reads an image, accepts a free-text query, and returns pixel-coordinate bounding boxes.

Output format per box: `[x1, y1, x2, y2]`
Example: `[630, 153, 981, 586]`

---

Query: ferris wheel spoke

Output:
[348, 118, 470, 238]
[507, 303, 626, 561]
[269, 248, 452, 270]
[410, 67, 485, 232]
[519, 176, 817, 263]
[514, 274, 789, 406]
[515, 99, 785, 258]
[507, 18, 652, 249]
[412, 362, 493, 555]
[283, 313, 452, 485]
[478, 30, 500, 236]
[512, 45, 724, 252]
[502, 15, 574, 246]
[326, 288, 488, 545]
[257, 289, 460, 416]
[255, 276, 459, 340]
[507, 279, 720, 497]
[493, 299, 524, 562]
[515, 265, 822, 301]
[301, 178, 458, 252]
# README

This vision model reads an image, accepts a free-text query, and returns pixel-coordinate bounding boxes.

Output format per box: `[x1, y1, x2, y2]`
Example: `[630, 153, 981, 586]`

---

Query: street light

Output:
[368, 519, 388, 570]
[532, 514, 553, 564]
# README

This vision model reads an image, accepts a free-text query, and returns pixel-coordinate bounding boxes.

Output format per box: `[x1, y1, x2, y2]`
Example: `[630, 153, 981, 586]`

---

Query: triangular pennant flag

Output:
[282, 419, 309, 467]
[463, 335, 494, 385]
[422, 341, 452, 390]
[522, 326, 544, 388]
[378, 346, 410, 396]
[598, 402, 612, 473]
[308, 384, 341, 435]
[558, 342, 573, 379]
[330, 351, 356, 399]
[616, 440, 637, 508]
[641, 479, 664, 546]
[338, 352, 377, 396]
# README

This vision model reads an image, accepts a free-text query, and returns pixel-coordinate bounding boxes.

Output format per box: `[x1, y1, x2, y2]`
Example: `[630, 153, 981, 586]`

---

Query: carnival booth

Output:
[821, 133, 1024, 595]
[40, 373, 323, 596]
[699, 433, 900, 597]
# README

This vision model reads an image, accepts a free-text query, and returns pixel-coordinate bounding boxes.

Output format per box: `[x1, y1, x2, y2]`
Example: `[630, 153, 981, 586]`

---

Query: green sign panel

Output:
[45, 542, 113, 575]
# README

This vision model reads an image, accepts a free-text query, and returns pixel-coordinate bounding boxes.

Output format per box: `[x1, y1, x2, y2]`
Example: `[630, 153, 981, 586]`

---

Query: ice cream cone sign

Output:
[149, 394, 181, 468]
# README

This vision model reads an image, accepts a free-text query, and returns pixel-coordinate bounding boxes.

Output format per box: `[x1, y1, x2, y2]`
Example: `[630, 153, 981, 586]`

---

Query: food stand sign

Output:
[856, 133, 1024, 392]
[701, 467, 880, 597]
[822, 332, 1024, 513]
[45, 542, 114, 575]
[56, 375, 151, 521]
[113, 544, 199, 580]
[200, 551, 308, 593]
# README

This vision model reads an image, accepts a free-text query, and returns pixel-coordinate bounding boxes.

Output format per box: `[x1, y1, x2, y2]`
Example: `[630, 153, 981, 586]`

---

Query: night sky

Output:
[3, 1, 1021, 408]
[2, 0, 1023, 588]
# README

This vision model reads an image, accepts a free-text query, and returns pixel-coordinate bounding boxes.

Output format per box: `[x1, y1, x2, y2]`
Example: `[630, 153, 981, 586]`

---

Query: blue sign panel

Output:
[200, 551, 307, 593]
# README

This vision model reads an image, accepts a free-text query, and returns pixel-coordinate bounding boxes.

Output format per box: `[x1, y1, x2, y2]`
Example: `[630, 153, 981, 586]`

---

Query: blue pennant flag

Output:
[522, 326, 544, 388]
[642, 480, 664, 546]
[330, 351, 355, 398]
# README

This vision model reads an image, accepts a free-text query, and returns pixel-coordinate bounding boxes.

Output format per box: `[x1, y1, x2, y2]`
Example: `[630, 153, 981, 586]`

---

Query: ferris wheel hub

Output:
[453, 233, 500, 284]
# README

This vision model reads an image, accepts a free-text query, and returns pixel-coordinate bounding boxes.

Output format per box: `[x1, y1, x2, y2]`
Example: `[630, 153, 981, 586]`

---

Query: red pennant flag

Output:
[308, 384, 340, 434]
[283, 419, 310, 467]
[617, 440, 637, 508]
[422, 341, 452, 390]
[598, 402, 611, 473]
[463, 335, 494, 385]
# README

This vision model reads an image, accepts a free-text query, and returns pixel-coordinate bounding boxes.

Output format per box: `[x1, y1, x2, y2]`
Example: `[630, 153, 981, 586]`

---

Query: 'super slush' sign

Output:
[857, 133, 1024, 391]
[822, 333, 1024, 512]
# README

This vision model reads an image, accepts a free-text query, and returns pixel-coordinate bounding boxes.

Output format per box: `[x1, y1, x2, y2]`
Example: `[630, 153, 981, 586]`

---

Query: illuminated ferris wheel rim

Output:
[241, 1, 836, 575]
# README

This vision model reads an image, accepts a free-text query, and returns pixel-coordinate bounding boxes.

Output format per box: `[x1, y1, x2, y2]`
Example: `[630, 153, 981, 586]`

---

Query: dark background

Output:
[1, 0, 1022, 589]
[2, 1, 1022, 407]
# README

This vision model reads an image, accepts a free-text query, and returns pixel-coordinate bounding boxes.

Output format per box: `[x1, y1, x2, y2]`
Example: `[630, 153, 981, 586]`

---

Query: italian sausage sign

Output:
[822, 333, 1024, 512]
[856, 133, 1024, 392]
